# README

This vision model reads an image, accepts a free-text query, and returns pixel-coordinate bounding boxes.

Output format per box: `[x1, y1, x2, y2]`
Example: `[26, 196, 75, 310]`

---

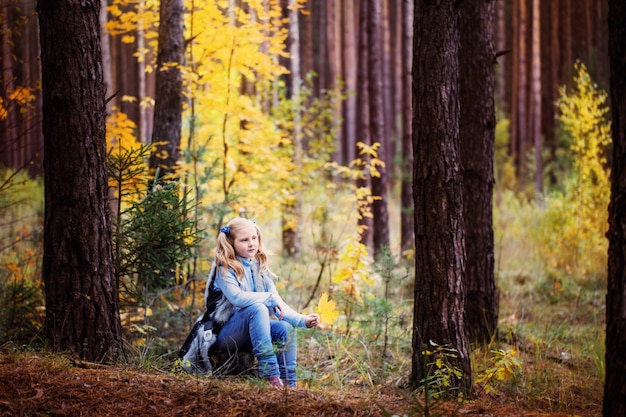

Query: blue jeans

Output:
[215, 303, 298, 386]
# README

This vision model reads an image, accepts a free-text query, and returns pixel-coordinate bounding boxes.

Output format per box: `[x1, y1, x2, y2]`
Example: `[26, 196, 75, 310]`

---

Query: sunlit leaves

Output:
[106, 107, 148, 202]
[332, 240, 374, 303]
[316, 291, 339, 326]
[0, 86, 36, 121]
[534, 62, 611, 282]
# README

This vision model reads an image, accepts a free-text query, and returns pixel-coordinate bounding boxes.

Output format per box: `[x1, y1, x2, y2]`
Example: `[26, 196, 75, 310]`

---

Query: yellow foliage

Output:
[106, 107, 148, 202]
[105, 1, 337, 227]
[0, 86, 37, 121]
[107, 107, 138, 150]
[316, 291, 339, 326]
[536, 62, 611, 283]
[332, 239, 374, 304]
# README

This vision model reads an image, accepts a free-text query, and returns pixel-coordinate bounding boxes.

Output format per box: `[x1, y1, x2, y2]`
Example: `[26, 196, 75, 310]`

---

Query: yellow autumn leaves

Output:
[315, 291, 339, 327]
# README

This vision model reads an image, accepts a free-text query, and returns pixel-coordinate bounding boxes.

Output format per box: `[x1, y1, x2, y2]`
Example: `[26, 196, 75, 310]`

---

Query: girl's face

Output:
[233, 223, 259, 259]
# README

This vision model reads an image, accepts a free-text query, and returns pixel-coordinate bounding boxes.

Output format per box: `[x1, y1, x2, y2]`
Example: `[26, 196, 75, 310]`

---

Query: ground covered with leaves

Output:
[0, 352, 600, 417]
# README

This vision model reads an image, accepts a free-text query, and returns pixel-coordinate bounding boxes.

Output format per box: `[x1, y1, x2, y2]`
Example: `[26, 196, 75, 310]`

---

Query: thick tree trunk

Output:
[37, 0, 123, 362]
[411, 0, 471, 395]
[604, 1, 626, 415]
[459, 0, 497, 346]
[148, 0, 184, 179]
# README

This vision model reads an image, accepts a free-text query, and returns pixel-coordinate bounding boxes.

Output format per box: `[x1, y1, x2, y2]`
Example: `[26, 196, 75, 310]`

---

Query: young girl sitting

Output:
[211, 217, 319, 387]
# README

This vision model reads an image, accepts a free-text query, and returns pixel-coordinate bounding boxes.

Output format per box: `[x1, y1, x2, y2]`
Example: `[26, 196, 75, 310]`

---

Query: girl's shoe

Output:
[267, 376, 284, 387]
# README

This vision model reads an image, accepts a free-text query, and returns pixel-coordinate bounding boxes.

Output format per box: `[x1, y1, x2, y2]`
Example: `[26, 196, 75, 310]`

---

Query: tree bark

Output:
[356, 0, 372, 248]
[604, 1, 626, 414]
[459, 0, 497, 346]
[411, 0, 471, 395]
[512, 0, 529, 178]
[37, 0, 123, 362]
[282, 0, 303, 259]
[148, 0, 184, 179]
[368, 0, 390, 257]
[342, 0, 358, 164]
[530, 0, 542, 193]
[400, 0, 414, 252]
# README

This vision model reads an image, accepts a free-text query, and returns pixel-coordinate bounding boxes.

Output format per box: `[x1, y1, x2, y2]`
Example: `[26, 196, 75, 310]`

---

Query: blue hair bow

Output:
[220, 226, 230, 236]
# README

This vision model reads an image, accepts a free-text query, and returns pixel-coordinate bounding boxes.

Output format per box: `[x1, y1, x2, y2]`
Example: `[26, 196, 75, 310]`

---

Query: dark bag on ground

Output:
[178, 263, 235, 374]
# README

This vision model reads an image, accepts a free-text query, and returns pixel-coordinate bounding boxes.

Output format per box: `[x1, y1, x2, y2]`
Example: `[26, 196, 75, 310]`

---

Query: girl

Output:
[212, 217, 319, 387]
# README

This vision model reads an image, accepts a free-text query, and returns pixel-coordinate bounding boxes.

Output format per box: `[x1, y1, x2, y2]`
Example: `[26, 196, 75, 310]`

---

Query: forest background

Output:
[0, 0, 614, 415]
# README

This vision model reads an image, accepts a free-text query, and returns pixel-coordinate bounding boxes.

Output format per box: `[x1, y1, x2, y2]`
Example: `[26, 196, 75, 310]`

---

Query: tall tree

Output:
[341, 0, 358, 164]
[399, 0, 414, 252]
[459, 0, 497, 345]
[282, 0, 303, 258]
[37, 0, 123, 361]
[148, 0, 184, 179]
[530, 0, 542, 193]
[604, 0, 626, 414]
[368, 0, 390, 256]
[511, 0, 529, 178]
[411, 0, 471, 394]
[356, 0, 372, 248]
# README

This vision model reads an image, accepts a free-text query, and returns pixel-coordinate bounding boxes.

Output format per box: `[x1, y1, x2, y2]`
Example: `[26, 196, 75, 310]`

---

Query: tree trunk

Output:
[400, 0, 414, 252]
[282, 0, 303, 259]
[495, 0, 506, 112]
[459, 0, 497, 346]
[148, 0, 184, 179]
[411, 0, 471, 395]
[604, 1, 626, 415]
[368, 0, 390, 257]
[530, 0, 542, 193]
[541, 0, 558, 185]
[513, 0, 529, 178]
[100, 0, 113, 111]
[37, 0, 123, 362]
[327, 0, 343, 164]
[342, 0, 358, 164]
[390, 0, 402, 172]
[356, 0, 372, 248]
[559, 0, 573, 85]
[137, 1, 148, 144]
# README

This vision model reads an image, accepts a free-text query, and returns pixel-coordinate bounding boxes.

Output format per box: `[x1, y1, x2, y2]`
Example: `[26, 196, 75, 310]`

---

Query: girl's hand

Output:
[273, 304, 284, 320]
[305, 313, 320, 328]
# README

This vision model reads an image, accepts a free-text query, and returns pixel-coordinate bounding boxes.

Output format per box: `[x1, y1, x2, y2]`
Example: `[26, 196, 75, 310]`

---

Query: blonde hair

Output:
[214, 217, 272, 281]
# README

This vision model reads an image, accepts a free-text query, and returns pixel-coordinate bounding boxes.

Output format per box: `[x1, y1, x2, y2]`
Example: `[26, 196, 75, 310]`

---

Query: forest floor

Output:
[0, 351, 600, 417]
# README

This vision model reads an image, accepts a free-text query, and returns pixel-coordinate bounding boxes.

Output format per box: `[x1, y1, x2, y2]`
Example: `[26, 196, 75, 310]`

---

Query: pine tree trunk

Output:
[514, 0, 528, 178]
[356, 0, 372, 248]
[37, 0, 123, 362]
[604, 1, 626, 414]
[368, 0, 390, 256]
[149, 0, 184, 179]
[530, 0, 542, 193]
[342, 0, 358, 164]
[411, 0, 472, 395]
[459, 0, 497, 346]
[400, 0, 414, 252]
[282, 0, 302, 259]
[541, 0, 558, 185]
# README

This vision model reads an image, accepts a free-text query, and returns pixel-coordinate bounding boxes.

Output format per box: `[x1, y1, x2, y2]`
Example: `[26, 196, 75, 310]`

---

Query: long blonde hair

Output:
[214, 217, 272, 281]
